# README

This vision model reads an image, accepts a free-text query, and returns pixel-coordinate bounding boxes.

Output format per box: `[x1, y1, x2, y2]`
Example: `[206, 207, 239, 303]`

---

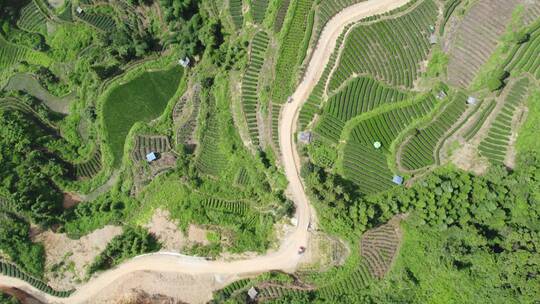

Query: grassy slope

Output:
[102, 65, 183, 167]
[516, 88, 540, 154]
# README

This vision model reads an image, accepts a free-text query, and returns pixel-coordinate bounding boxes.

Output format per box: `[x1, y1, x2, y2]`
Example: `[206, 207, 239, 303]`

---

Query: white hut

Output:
[178, 57, 190, 67]
[467, 96, 478, 105]
[247, 287, 258, 300]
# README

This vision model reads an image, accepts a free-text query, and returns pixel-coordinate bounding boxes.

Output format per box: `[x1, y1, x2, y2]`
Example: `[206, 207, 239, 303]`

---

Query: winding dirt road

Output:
[0, 0, 410, 302]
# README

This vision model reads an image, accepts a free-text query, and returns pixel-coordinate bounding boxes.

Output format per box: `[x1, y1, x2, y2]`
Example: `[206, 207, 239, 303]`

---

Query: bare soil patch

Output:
[450, 143, 489, 175]
[32, 226, 123, 290]
[0, 286, 43, 304]
[62, 192, 82, 209]
[47, 0, 65, 9]
[86, 271, 236, 304]
[298, 231, 349, 272]
[188, 225, 209, 245]
[144, 209, 186, 252]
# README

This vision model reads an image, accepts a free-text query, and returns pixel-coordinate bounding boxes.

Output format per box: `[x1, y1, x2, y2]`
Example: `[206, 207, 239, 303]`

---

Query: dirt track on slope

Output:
[0, 0, 412, 302]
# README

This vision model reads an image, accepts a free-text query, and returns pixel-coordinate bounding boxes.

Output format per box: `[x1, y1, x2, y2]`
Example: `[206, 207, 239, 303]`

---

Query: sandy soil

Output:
[144, 209, 186, 252]
[187, 225, 209, 245]
[85, 271, 237, 304]
[62, 192, 82, 209]
[144, 209, 211, 251]
[451, 143, 489, 175]
[32, 226, 123, 290]
[0, 0, 413, 302]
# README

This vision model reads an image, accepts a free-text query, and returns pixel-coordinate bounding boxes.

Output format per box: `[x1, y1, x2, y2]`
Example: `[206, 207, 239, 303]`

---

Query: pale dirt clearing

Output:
[0, 0, 414, 302]
[188, 225, 209, 245]
[450, 143, 489, 175]
[85, 271, 237, 304]
[47, 0, 65, 9]
[144, 209, 186, 252]
[62, 192, 82, 209]
[32, 226, 123, 290]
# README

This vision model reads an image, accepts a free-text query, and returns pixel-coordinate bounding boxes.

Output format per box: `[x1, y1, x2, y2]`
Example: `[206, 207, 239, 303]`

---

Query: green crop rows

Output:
[271, 0, 313, 103]
[213, 278, 251, 300]
[298, 25, 351, 129]
[234, 167, 250, 187]
[318, 262, 373, 298]
[176, 89, 201, 146]
[271, 104, 282, 151]
[229, 0, 244, 30]
[400, 92, 468, 171]
[196, 111, 229, 177]
[241, 31, 270, 146]
[463, 100, 496, 140]
[131, 135, 171, 162]
[57, 2, 73, 22]
[327, 77, 409, 121]
[505, 22, 540, 80]
[75, 147, 102, 179]
[0, 35, 51, 69]
[273, 0, 291, 32]
[328, 0, 437, 90]
[258, 285, 304, 299]
[76, 10, 116, 32]
[315, 77, 409, 143]
[439, 0, 461, 35]
[361, 222, 400, 278]
[479, 78, 529, 165]
[349, 96, 437, 149]
[0, 260, 74, 297]
[251, 0, 269, 24]
[17, 0, 47, 33]
[201, 198, 247, 215]
[342, 96, 437, 194]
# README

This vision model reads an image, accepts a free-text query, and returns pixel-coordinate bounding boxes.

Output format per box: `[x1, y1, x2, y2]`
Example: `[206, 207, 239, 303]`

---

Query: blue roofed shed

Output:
[146, 152, 157, 162]
[392, 175, 404, 185]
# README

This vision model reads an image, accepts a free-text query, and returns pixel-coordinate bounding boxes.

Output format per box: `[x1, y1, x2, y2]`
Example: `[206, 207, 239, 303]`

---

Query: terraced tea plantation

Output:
[75, 148, 103, 179]
[76, 10, 116, 32]
[328, 0, 437, 90]
[446, 0, 520, 87]
[360, 219, 402, 278]
[251, 0, 269, 24]
[505, 22, 540, 80]
[229, 0, 244, 29]
[315, 77, 409, 143]
[271, 0, 314, 103]
[479, 78, 529, 165]
[0, 35, 51, 69]
[341, 95, 437, 194]
[17, 0, 48, 33]
[131, 135, 171, 162]
[399, 92, 468, 171]
[241, 31, 270, 146]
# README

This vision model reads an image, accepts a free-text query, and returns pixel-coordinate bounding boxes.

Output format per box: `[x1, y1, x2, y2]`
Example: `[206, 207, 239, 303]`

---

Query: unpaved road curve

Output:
[0, 0, 411, 302]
